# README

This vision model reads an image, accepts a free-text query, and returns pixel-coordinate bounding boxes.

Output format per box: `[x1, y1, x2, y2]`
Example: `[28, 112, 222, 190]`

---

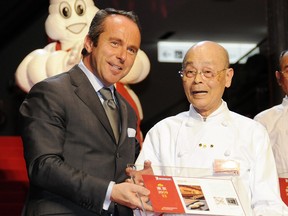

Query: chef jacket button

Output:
[221, 121, 228, 127]
[224, 150, 231, 157]
[185, 121, 194, 127]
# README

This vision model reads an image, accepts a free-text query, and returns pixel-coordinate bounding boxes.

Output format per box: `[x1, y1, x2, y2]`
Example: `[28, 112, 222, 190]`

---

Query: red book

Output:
[279, 178, 288, 205]
[142, 175, 185, 213]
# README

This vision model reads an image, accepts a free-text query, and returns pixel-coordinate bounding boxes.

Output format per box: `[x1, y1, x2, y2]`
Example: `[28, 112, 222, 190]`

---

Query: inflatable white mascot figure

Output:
[15, 0, 150, 145]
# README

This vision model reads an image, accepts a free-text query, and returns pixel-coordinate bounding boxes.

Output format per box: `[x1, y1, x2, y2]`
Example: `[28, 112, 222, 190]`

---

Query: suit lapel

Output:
[69, 66, 116, 141]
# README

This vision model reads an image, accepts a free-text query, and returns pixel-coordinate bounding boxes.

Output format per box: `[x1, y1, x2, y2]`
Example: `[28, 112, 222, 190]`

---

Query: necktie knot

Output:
[100, 88, 117, 109]
[100, 87, 114, 101]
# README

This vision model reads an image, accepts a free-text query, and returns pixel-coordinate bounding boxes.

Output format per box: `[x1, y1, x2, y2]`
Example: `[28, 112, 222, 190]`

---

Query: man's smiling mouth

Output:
[109, 63, 123, 71]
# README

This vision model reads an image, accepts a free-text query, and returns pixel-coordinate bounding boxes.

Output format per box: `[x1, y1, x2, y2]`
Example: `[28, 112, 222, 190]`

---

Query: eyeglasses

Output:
[280, 70, 288, 78]
[178, 68, 227, 79]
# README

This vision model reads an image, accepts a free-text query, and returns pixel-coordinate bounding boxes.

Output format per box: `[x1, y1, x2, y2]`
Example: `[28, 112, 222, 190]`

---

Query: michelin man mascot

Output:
[15, 0, 150, 145]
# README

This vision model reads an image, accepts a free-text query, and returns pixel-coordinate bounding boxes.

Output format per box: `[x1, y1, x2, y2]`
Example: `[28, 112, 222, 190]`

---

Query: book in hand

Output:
[142, 175, 245, 215]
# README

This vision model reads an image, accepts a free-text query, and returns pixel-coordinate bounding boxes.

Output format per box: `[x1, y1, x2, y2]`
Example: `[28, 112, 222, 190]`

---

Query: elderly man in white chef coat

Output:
[254, 50, 288, 177]
[131, 41, 288, 216]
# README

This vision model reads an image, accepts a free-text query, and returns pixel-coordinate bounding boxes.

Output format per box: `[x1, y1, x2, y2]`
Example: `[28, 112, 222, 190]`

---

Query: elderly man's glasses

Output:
[178, 68, 227, 79]
[280, 70, 288, 78]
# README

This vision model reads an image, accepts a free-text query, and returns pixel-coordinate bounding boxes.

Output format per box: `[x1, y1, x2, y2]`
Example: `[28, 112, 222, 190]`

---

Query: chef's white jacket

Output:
[136, 101, 288, 216]
[254, 95, 288, 176]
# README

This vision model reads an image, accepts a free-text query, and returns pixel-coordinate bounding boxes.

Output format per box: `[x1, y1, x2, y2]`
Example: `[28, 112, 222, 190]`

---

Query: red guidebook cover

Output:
[279, 178, 288, 205]
[142, 175, 185, 213]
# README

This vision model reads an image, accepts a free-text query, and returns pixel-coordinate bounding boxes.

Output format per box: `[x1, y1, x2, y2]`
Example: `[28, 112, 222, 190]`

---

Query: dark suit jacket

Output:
[19, 65, 140, 216]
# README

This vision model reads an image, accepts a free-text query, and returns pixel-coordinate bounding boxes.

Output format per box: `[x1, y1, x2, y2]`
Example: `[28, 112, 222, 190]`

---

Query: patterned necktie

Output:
[99, 88, 120, 142]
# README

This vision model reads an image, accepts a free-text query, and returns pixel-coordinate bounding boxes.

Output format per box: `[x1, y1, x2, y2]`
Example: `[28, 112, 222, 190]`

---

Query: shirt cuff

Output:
[103, 181, 115, 210]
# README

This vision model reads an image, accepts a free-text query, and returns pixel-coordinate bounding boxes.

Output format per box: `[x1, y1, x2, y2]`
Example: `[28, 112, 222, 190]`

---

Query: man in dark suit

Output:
[19, 8, 152, 216]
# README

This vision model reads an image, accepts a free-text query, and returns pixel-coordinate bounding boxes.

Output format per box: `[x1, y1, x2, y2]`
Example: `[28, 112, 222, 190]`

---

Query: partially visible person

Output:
[131, 41, 288, 215]
[254, 50, 288, 176]
[19, 8, 152, 216]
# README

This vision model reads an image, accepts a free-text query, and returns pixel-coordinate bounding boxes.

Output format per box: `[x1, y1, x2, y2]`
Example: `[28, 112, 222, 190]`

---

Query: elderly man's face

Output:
[276, 53, 288, 95]
[182, 42, 234, 117]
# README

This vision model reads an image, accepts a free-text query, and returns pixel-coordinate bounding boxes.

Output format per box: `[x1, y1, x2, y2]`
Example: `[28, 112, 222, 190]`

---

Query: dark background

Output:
[0, 0, 286, 137]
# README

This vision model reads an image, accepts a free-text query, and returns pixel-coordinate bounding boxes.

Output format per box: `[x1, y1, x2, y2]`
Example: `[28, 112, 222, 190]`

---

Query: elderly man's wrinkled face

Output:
[181, 41, 234, 117]
[276, 53, 288, 95]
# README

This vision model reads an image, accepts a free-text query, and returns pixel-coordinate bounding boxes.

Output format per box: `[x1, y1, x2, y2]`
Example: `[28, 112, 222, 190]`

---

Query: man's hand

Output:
[126, 160, 154, 185]
[110, 182, 153, 212]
